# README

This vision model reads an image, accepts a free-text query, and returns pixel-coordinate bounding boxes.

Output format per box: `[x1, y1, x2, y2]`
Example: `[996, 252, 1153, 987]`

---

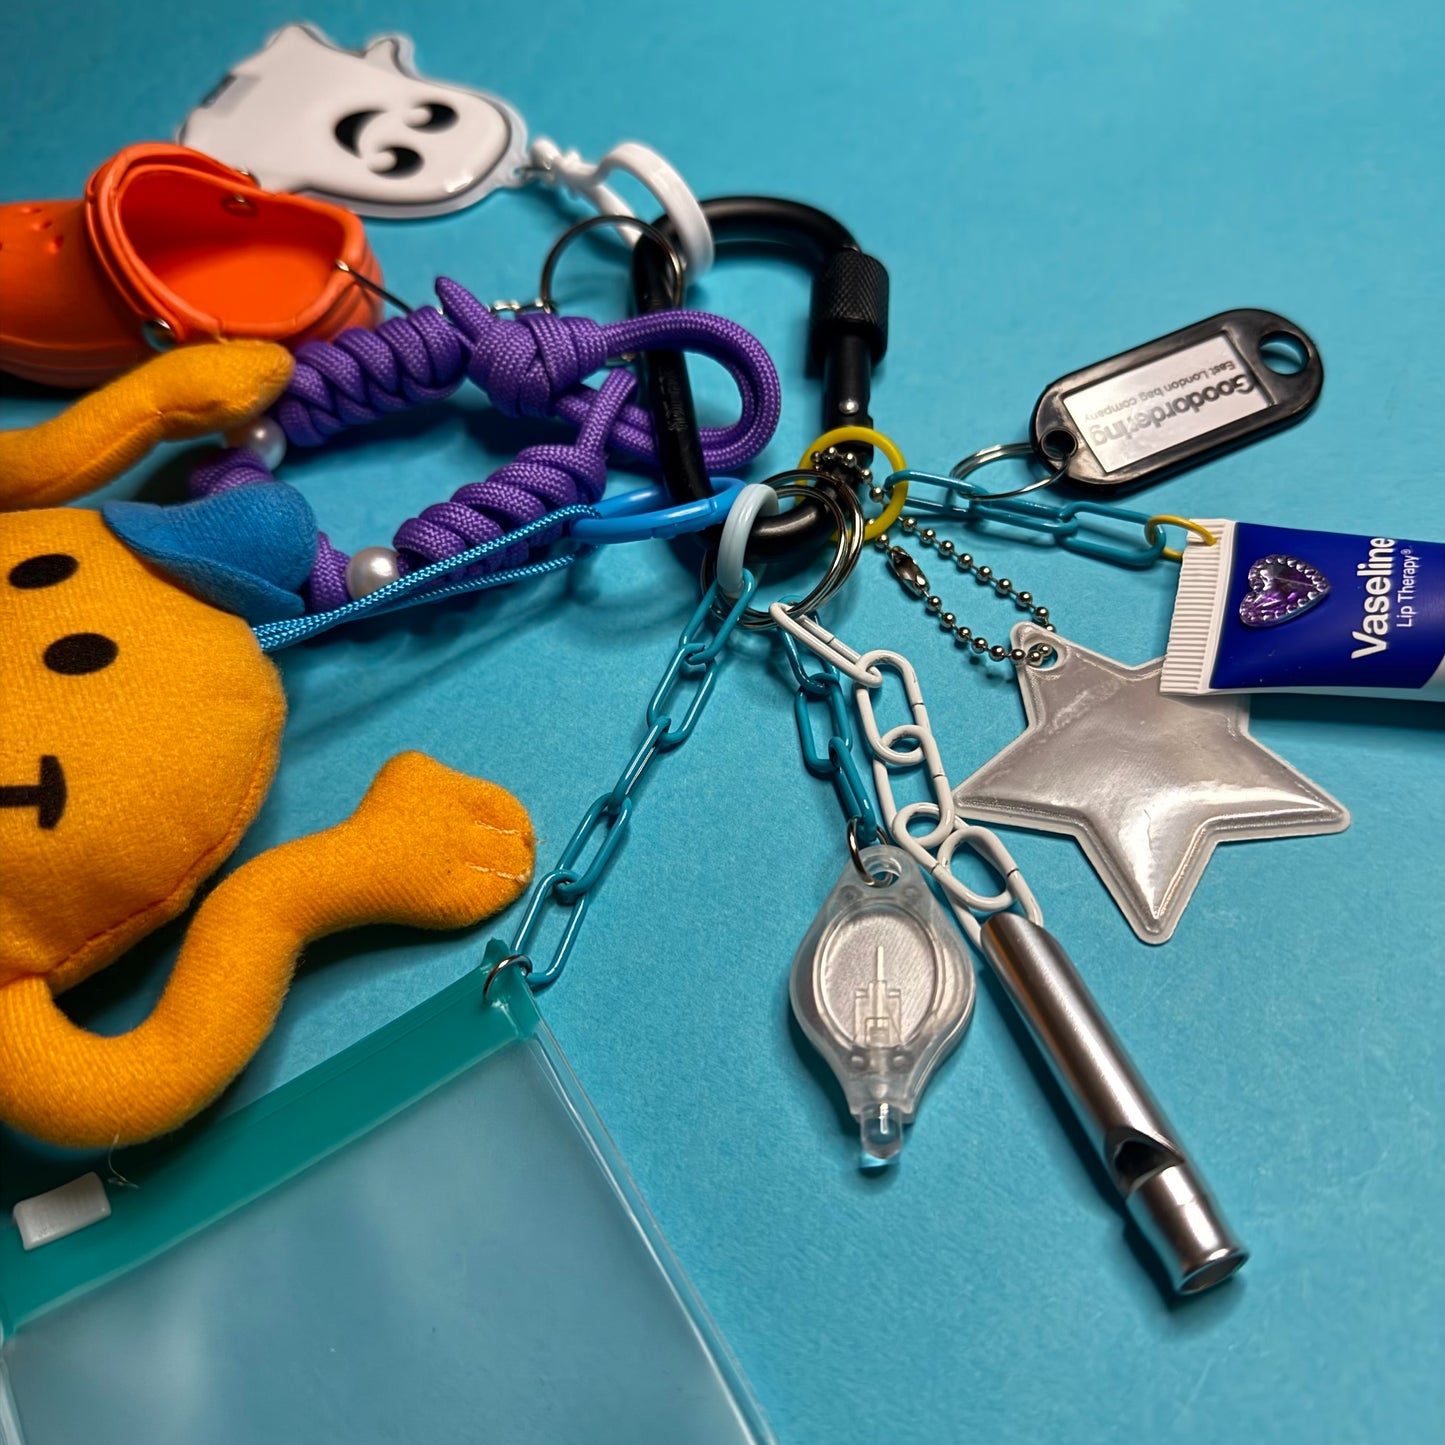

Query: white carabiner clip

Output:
[526, 137, 714, 278]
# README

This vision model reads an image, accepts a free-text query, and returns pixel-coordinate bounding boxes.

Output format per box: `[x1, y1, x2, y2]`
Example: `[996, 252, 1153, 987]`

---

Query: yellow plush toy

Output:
[0, 344, 535, 1149]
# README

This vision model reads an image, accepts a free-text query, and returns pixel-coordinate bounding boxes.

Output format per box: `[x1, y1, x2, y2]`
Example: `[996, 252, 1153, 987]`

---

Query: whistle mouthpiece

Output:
[1123, 1159, 1248, 1294]
[980, 911, 1248, 1296]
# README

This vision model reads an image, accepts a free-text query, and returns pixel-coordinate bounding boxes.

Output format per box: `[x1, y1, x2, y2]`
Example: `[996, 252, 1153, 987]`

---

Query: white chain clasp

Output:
[525, 137, 714, 278]
[774, 603, 1043, 947]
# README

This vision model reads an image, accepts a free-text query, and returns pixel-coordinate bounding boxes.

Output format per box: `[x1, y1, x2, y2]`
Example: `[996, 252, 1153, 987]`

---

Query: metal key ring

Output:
[482, 951, 534, 1004]
[847, 816, 895, 887]
[539, 214, 686, 315]
[701, 471, 865, 629]
[948, 440, 1070, 501]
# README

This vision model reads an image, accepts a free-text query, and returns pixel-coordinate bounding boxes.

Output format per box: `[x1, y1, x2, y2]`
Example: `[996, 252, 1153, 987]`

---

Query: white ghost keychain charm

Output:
[178, 24, 713, 272]
[180, 26, 527, 217]
[790, 842, 975, 1166]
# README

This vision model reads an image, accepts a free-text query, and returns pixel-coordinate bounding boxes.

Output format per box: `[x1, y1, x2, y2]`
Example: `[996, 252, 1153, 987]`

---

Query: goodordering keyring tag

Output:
[1030, 308, 1323, 492]
[947, 309, 1323, 500]
[179, 23, 713, 274]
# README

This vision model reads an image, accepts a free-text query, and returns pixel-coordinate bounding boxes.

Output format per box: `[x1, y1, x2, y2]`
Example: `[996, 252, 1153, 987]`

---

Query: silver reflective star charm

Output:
[952, 625, 1350, 943]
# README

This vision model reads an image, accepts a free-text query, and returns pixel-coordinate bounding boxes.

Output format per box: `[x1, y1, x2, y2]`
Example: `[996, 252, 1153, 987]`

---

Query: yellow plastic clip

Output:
[1144, 515, 1218, 564]
[798, 426, 907, 541]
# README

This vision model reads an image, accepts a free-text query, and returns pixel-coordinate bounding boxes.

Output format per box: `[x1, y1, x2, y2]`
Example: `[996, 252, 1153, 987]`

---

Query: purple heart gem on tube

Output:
[1239, 554, 1330, 628]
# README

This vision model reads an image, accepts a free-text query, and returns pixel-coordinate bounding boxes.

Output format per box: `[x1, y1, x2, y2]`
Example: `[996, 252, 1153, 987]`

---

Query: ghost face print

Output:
[179, 25, 529, 218]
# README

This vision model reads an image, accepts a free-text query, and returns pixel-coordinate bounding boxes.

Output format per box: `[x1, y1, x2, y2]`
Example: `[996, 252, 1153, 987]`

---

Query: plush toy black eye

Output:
[411, 102, 457, 132]
[44, 633, 118, 675]
[9, 554, 78, 589]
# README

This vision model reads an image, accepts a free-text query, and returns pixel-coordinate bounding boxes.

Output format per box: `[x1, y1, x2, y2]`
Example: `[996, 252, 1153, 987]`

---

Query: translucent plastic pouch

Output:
[0, 944, 773, 1445]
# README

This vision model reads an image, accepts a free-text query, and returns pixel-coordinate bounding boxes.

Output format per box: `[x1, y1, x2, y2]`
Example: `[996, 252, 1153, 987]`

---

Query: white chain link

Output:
[771, 607, 1042, 946]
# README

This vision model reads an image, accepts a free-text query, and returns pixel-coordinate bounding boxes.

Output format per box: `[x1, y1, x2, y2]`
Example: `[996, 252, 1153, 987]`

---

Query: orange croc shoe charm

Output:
[0, 144, 384, 389]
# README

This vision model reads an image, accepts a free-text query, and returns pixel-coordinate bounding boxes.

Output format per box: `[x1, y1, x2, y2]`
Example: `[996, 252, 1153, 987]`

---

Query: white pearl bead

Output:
[345, 547, 401, 599]
[224, 415, 287, 471]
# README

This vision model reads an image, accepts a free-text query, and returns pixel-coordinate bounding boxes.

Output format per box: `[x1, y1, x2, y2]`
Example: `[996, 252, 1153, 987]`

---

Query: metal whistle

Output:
[980, 912, 1247, 1295]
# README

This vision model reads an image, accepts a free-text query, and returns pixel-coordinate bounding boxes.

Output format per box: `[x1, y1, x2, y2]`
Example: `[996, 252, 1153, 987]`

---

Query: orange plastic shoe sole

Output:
[0, 144, 382, 389]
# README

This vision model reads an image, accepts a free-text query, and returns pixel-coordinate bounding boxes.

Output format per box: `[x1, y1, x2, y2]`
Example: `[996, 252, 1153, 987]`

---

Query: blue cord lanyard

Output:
[252, 478, 745, 651]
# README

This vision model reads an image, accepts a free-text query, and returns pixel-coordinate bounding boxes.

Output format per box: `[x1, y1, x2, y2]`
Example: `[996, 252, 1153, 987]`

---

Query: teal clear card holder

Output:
[0, 944, 774, 1445]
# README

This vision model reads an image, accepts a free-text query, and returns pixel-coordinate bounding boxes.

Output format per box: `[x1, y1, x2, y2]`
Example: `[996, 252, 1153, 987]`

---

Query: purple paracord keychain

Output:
[191, 276, 781, 612]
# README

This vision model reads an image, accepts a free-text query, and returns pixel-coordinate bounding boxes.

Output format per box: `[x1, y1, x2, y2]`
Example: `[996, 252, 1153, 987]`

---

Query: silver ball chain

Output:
[814, 446, 1057, 668]
[873, 516, 1057, 666]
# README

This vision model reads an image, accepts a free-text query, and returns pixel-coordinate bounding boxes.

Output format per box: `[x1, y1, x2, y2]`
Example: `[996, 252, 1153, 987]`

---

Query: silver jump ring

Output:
[482, 951, 533, 1004]
[948, 440, 1069, 501]
[701, 470, 866, 630]
[141, 318, 177, 352]
[538, 214, 686, 316]
[487, 298, 549, 317]
[847, 816, 894, 886]
[334, 259, 416, 315]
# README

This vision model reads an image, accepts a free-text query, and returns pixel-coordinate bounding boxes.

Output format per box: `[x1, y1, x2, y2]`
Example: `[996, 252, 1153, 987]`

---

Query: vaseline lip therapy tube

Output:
[1162, 518, 1445, 700]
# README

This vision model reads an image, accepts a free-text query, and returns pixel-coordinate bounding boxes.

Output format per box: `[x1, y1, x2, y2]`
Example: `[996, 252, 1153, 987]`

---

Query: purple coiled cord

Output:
[190, 277, 781, 611]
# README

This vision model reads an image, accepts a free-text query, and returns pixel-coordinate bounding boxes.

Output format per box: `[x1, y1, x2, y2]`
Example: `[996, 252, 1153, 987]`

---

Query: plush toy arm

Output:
[0, 753, 534, 1149]
[0, 341, 293, 509]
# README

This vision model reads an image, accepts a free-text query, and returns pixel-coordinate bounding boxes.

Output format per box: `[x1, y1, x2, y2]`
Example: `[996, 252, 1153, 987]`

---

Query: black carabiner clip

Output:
[632, 197, 889, 562]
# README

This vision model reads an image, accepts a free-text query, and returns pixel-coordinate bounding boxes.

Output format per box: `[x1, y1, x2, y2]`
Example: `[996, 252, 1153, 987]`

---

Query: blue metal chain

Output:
[779, 626, 883, 840]
[884, 469, 1168, 567]
[512, 572, 758, 988]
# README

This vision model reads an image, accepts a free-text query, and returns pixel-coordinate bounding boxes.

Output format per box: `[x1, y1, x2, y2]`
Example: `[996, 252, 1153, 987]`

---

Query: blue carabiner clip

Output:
[569, 476, 746, 544]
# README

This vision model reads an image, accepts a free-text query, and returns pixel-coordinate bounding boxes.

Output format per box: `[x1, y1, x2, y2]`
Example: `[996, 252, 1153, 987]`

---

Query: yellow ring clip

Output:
[1144, 515, 1218, 564]
[798, 426, 908, 541]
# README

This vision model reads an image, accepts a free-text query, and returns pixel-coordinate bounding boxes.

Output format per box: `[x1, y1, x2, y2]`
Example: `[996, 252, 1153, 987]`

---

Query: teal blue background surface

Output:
[3, 4, 1443, 1442]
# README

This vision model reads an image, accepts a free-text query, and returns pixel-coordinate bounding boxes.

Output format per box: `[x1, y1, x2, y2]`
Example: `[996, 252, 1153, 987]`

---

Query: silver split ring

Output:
[701, 470, 865, 630]
[847, 817, 894, 886]
[948, 440, 1070, 501]
[538, 213, 686, 316]
[482, 951, 533, 1004]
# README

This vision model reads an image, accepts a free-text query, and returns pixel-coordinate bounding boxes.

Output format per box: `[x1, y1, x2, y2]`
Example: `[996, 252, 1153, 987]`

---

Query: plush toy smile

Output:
[0, 343, 535, 1148]
[0, 757, 66, 829]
